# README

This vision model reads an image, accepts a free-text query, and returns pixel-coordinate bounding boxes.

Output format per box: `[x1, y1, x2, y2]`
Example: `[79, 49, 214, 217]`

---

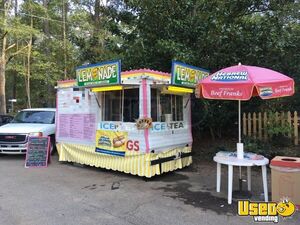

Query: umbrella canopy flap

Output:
[198, 65, 295, 100]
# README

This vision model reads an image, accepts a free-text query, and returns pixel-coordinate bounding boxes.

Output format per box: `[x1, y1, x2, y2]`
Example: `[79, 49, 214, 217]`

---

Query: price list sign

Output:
[25, 137, 50, 168]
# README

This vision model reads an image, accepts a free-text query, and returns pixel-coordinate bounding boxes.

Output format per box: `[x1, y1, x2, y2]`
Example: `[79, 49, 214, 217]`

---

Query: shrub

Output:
[265, 111, 293, 147]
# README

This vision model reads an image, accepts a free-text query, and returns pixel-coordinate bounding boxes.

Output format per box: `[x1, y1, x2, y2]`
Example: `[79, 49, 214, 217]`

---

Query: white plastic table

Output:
[213, 154, 269, 204]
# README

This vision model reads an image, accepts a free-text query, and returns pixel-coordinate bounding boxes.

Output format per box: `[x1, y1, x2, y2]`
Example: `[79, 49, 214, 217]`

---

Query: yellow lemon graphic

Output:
[277, 200, 296, 217]
[92, 68, 98, 79]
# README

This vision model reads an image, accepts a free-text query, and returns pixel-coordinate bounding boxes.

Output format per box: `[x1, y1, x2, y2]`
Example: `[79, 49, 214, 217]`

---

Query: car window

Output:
[12, 111, 55, 124]
[3, 116, 12, 123]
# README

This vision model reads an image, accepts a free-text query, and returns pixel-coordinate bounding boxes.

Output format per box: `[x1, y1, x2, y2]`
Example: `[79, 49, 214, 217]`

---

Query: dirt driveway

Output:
[0, 154, 298, 225]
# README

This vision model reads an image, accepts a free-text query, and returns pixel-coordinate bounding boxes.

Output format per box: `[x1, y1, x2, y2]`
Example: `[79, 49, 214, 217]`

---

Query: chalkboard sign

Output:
[25, 137, 50, 168]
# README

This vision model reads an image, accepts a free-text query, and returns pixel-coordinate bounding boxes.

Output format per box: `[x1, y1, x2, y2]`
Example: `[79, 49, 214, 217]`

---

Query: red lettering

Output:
[126, 140, 139, 151]
[133, 141, 139, 151]
[126, 140, 133, 150]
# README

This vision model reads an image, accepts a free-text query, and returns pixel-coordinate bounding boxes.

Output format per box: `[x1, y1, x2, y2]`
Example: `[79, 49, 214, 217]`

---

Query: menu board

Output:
[57, 114, 96, 142]
[25, 137, 50, 168]
[57, 88, 99, 114]
[56, 87, 98, 144]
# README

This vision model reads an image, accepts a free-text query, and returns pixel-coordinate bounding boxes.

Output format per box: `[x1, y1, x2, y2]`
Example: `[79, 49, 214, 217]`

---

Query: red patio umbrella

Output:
[196, 63, 295, 158]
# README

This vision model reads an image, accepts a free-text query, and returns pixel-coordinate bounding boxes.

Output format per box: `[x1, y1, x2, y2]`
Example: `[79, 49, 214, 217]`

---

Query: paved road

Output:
[0, 154, 298, 225]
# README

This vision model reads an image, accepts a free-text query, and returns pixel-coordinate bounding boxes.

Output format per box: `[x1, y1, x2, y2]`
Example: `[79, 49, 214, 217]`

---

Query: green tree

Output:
[104, 0, 300, 138]
[0, 0, 38, 114]
[6, 0, 79, 110]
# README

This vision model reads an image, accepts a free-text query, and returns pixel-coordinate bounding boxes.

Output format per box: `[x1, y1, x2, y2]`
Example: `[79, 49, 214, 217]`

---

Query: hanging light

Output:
[91, 85, 123, 92]
[162, 86, 194, 94]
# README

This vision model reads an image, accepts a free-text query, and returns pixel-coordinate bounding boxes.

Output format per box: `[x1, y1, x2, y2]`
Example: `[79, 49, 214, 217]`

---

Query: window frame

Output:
[151, 87, 185, 122]
[100, 86, 139, 122]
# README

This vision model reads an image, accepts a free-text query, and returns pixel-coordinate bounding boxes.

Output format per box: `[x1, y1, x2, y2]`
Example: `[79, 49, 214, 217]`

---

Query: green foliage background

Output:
[1, 0, 300, 140]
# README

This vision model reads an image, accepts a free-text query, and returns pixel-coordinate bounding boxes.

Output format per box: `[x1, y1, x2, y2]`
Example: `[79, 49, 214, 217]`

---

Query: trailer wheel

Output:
[49, 136, 56, 155]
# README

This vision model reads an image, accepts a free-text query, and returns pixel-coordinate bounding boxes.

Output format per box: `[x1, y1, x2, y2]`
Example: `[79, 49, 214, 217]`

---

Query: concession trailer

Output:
[56, 60, 209, 177]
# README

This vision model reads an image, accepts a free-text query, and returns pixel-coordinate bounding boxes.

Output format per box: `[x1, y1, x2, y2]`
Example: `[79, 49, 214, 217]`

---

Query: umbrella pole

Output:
[238, 100, 244, 191]
[237, 100, 244, 159]
[238, 100, 241, 143]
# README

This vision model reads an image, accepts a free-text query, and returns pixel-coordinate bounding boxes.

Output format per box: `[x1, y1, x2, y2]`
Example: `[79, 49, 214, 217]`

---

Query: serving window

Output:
[102, 90, 122, 121]
[101, 88, 139, 122]
[100, 87, 184, 123]
[123, 88, 139, 122]
[151, 88, 184, 122]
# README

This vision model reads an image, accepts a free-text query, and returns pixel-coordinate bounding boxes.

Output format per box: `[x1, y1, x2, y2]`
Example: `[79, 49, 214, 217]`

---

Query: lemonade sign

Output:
[171, 61, 209, 87]
[76, 60, 121, 87]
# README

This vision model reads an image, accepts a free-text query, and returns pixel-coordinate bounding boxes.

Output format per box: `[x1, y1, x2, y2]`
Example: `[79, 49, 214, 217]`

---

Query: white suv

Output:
[0, 108, 56, 154]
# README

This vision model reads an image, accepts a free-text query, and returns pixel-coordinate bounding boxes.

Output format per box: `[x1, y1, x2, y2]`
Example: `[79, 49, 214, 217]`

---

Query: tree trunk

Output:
[62, 0, 68, 79]
[94, 0, 101, 30]
[203, 102, 216, 140]
[14, 0, 17, 15]
[12, 0, 18, 100]
[43, 0, 52, 107]
[43, 0, 50, 36]
[0, 1, 10, 114]
[26, 15, 33, 108]
[0, 59, 6, 114]
[92, 0, 101, 41]
[0, 30, 7, 114]
[209, 126, 216, 141]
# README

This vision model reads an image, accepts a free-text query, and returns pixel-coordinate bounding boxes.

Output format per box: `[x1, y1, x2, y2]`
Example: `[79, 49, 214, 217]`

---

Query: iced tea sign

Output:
[76, 60, 121, 87]
[171, 61, 209, 87]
